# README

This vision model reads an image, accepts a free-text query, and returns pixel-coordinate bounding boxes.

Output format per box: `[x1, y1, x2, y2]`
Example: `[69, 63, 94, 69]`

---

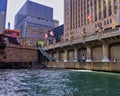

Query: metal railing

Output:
[39, 47, 54, 62]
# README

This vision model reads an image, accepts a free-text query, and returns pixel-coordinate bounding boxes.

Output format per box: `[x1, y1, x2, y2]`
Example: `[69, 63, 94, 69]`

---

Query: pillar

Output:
[102, 44, 110, 62]
[74, 48, 78, 62]
[56, 51, 60, 62]
[64, 50, 68, 62]
[86, 46, 92, 62]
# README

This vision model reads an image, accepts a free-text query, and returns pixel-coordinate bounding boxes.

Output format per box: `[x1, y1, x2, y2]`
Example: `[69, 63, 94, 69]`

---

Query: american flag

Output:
[50, 31, 54, 36]
[12, 33, 17, 37]
[87, 14, 92, 21]
[9, 32, 17, 37]
[87, 1, 92, 22]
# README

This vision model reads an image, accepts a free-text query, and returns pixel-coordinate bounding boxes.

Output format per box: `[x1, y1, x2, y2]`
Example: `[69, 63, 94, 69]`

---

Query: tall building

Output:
[53, 24, 64, 42]
[0, 0, 7, 33]
[14, 0, 56, 46]
[64, 0, 120, 41]
[48, 24, 64, 44]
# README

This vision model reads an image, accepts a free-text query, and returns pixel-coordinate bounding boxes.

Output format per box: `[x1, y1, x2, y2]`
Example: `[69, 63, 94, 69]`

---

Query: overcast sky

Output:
[6, 0, 64, 29]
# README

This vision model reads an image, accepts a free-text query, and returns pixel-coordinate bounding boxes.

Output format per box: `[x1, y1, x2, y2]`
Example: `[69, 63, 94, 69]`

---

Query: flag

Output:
[44, 33, 48, 39]
[87, 5, 92, 21]
[12, 33, 17, 37]
[87, 14, 92, 21]
[50, 31, 54, 36]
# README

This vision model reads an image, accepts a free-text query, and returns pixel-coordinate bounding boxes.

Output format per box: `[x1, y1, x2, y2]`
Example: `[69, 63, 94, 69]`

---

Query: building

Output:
[47, 24, 64, 44]
[54, 24, 64, 42]
[14, 0, 56, 46]
[64, 0, 120, 41]
[53, 20, 59, 28]
[44, 0, 120, 62]
[0, 0, 7, 33]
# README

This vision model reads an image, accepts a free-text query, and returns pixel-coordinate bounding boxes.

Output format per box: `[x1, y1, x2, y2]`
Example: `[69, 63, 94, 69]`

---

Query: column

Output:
[74, 48, 78, 62]
[56, 51, 60, 62]
[92, 0, 95, 22]
[64, 50, 68, 62]
[97, 0, 99, 20]
[106, 0, 109, 17]
[102, 44, 110, 62]
[101, 0, 104, 18]
[86, 46, 92, 62]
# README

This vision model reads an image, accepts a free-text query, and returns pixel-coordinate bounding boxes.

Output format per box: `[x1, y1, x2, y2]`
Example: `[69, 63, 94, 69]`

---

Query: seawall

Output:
[47, 62, 120, 72]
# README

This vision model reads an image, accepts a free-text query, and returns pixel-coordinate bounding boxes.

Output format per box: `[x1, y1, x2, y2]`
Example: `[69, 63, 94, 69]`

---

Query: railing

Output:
[39, 47, 54, 62]
[44, 28, 120, 50]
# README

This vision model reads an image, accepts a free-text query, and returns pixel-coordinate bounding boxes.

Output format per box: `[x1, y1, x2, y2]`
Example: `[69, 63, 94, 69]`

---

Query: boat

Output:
[0, 29, 42, 68]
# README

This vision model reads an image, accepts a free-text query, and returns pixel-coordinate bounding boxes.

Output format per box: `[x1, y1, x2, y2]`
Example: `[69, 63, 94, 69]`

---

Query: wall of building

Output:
[48, 24, 64, 44]
[64, 0, 120, 41]
[0, 0, 7, 33]
[0, 44, 38, 63]
[15, 0, 53, 26]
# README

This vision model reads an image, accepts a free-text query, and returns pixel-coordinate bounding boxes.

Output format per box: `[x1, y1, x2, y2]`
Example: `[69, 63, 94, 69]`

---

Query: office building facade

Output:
[15, 0, 55, 46]
[0, 0, 7, 33]
[53, 24, 64, 43]
[64, 0, 120, 41]
[48, 24, 64, 45]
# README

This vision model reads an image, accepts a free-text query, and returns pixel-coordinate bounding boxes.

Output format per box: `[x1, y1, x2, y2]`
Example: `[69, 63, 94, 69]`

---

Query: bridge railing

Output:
[44, 28, 120, 50]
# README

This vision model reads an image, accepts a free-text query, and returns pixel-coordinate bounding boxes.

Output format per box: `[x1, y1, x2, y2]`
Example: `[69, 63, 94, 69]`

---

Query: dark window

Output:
[104, 21, 106, 25]
[110, 19, 112, 23]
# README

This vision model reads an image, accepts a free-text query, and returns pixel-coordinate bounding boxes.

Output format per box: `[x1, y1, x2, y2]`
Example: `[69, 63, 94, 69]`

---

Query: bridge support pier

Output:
[102, 44, 110, 62]
[64, 50, 68, 62]
[74, 48, 78, 62]
[86, 46, 92, 62]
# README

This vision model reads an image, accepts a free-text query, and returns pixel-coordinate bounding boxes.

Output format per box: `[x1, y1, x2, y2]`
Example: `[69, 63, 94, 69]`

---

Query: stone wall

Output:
[47, 62, 120, 72]
[0, 45, 38, 63]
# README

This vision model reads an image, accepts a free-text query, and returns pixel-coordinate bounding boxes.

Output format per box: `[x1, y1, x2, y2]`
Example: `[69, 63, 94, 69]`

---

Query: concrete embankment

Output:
[47, 62, 120, 72]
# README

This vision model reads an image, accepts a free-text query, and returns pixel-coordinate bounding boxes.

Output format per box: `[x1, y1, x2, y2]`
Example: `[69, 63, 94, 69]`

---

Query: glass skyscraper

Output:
[0, 0, 7, 33]
[0, 0, 7, 12]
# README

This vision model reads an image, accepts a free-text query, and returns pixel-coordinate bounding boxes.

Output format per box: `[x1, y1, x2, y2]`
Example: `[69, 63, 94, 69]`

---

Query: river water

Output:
[0, 69, 120, 96]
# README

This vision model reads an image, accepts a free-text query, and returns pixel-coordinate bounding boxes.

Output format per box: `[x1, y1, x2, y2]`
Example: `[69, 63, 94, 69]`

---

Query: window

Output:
[110, 19, 112, 23]
[107, 20, 109, 24]
[104, 21, 106, 25]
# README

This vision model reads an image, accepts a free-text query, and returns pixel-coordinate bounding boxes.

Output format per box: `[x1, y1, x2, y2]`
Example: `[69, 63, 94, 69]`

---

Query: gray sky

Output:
[6, 0, 64, 29]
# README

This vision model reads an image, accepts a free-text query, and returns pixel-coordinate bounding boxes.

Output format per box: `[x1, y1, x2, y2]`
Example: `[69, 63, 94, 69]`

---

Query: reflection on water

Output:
[0, 69, 120, 96]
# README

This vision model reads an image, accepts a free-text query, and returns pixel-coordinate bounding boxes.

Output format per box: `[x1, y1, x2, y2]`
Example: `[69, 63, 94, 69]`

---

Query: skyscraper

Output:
[64, 0, 120, 41]
[49, 24, 64, 44]
[15, 0, 56, 46]
[0, 0, 7, 33]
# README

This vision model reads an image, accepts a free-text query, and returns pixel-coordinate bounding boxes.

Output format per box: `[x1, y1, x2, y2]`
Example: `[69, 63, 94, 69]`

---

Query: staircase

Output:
[39, 47, 54, 62]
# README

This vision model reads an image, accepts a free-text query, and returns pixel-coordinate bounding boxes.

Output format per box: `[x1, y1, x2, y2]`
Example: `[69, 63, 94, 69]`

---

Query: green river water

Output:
[0, 69, 120, 96]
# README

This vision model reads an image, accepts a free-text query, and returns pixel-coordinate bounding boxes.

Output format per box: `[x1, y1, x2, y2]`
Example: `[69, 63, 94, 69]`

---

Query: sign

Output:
[37, 41, 44, 45]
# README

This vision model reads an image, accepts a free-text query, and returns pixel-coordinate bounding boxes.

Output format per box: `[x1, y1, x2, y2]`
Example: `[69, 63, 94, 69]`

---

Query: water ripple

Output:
[0, 69, 120, 96]
[0, 69, 73, 96]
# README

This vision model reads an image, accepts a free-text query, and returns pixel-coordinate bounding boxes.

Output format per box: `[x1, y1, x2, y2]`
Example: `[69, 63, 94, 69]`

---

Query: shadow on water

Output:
[0, 69, 120, 96]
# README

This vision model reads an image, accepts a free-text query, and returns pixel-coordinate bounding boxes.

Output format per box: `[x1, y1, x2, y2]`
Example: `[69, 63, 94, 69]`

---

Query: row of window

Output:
[95, 19, 112, 28]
